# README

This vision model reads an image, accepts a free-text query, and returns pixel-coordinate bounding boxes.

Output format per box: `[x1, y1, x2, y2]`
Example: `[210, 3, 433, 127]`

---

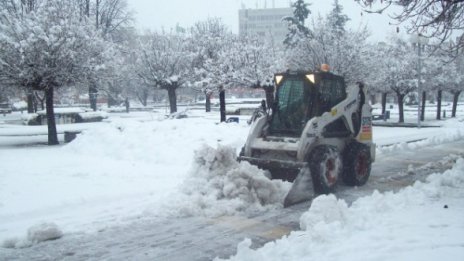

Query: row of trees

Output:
[366, 37, 464, 122]
[0, 0, 463, 145]
[287, 0, 464, 122]
[356, 0, 464, 54]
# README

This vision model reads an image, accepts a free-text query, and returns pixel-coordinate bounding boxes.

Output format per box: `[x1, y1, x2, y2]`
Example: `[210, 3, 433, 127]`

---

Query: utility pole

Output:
[417, 39, 422, 129]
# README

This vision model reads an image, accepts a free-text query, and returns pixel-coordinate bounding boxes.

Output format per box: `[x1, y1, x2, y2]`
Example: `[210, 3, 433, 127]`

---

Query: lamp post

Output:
[410, 34, 428, 129]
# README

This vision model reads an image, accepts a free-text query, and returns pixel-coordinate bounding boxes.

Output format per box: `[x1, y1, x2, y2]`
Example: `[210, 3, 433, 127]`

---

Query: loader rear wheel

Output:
[343, 142, 371, 186]
[308, 146, 342, 194]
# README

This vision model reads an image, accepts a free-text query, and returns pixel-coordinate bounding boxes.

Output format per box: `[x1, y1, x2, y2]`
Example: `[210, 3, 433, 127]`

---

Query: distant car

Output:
[0, 102, 12, 114]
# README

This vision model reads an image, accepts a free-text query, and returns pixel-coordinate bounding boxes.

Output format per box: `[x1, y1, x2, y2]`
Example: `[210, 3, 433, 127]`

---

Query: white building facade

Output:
[238, 7, 293, 44]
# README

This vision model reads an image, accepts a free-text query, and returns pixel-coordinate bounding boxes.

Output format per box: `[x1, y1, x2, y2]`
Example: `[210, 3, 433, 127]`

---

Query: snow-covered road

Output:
[1, 139, 463, 261]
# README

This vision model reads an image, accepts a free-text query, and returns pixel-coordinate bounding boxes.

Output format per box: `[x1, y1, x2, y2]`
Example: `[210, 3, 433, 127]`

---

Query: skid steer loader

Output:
[239, 67, 375, 207]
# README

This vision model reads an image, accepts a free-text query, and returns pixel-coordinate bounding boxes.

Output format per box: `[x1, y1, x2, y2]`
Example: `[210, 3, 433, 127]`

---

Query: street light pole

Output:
[411, 33, 428, 129]
[417, 39, 422, 129]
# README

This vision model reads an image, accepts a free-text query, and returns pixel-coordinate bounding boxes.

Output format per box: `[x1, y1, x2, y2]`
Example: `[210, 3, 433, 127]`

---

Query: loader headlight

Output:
[275, 75, 284, 85]
[305, 74, 315, 84]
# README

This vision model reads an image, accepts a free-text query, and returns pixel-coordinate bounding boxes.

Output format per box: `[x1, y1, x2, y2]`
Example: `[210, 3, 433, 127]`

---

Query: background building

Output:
[238, 7, 292, 44]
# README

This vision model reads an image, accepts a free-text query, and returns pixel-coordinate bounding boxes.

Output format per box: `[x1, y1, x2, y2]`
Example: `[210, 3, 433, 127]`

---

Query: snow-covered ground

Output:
[0, 103, 464, 260]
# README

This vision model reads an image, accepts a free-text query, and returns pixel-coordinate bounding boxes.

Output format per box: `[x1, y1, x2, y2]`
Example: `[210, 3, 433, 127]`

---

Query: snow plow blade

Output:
[283, 167, 314, 207]
[238, 156, 308, 170]
[238, 156, 315, 207]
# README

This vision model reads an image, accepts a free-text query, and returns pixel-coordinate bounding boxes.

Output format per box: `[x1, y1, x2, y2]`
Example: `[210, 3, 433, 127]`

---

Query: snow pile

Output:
[169, 145, 291, 217]
[20, 113, 38, 125]
[222, 158, 464, 261]
[78, 111, 108, 120]
[27, 222, 63, 244]
[166, 110, 189, 119]
[3, 222, 63, 249]
[37, 107, 86, 115]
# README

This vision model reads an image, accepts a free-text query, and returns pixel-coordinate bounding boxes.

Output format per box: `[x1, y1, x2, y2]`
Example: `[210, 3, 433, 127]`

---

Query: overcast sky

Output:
[128, 0, 402, 42]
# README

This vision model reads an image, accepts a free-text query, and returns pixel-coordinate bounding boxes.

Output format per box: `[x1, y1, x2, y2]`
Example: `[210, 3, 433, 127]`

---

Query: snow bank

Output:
[2, 222, 63, 249]
[221, 158, 464, 261]
[377, 118, 464, 154]
[62, 115, 248, 166]
[168, 145, 291, 217]
[378, 129, 464, 154]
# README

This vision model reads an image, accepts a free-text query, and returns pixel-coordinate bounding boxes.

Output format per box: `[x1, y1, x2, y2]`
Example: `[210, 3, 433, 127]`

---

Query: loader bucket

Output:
[283, 166, 314, 207]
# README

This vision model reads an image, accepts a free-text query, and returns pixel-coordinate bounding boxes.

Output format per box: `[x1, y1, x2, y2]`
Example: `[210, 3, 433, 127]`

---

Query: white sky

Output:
[128, 0, 403, 42]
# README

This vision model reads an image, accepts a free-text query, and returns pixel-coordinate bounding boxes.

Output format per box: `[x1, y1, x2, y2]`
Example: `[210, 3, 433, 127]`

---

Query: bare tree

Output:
[137, 33, 192, 114]
[0, 0, 42, 112]
[190, 18, 232, 112]
[0, 0, 110, 144]
[72, 0, 133, 110]
[94, 0, 133, 39]
[356, 0, 464, 54]
[364, 42, 393, 115]
[0, 0, 39, 17]
[287, 14, 370, 85]
[442, 50, 464, 117]
[386, 37, 418, 123]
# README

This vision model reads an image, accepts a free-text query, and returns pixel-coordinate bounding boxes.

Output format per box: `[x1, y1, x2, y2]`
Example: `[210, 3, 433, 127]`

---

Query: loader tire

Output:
[308, 145, 342, 194]
[343, 142, 371, 186]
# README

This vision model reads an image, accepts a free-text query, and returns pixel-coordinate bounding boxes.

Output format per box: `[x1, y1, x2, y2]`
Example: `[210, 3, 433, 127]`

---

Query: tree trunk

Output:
[421, 91, 426, 121]
[45, 87, 59, 145]
[167, 87, 177, 114]
[381, 92, 387, 116]
[451, 91, 461, 117]
[89, 84, 98, 111]
[142, 95, 148, 107]
[33, 94, 38, 112]
[370, 94, 377, 105]
[85, 0, 90, 17]
[436, 90, 442, 120]
[107, 94, 119, 108]
[136, 89, 148, 107]
[397, 93, 405, 123]
[96, 0, 100, 29]
[219, 87, 226, 122]
[34, 92, 45, 110]
[205, 92, 211, 112]
[27, 89, 35, 113]
[124, 98, 130, 113]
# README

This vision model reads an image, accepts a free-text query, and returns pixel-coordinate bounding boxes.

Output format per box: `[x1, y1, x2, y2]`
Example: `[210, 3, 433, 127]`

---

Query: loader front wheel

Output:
[343, 142, 371, 186]
[309, 146, 342, 194]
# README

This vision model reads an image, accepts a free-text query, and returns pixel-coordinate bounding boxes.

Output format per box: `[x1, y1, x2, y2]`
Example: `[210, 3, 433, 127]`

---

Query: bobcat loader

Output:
[239, 67, 375, 207]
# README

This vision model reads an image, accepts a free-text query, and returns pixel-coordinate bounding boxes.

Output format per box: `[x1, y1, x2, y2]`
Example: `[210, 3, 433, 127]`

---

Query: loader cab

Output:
[270, 70, 347, 136]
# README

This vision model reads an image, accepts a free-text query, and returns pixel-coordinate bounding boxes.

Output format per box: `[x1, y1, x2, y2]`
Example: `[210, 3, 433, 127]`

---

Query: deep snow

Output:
[1, 104, 464, 260]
